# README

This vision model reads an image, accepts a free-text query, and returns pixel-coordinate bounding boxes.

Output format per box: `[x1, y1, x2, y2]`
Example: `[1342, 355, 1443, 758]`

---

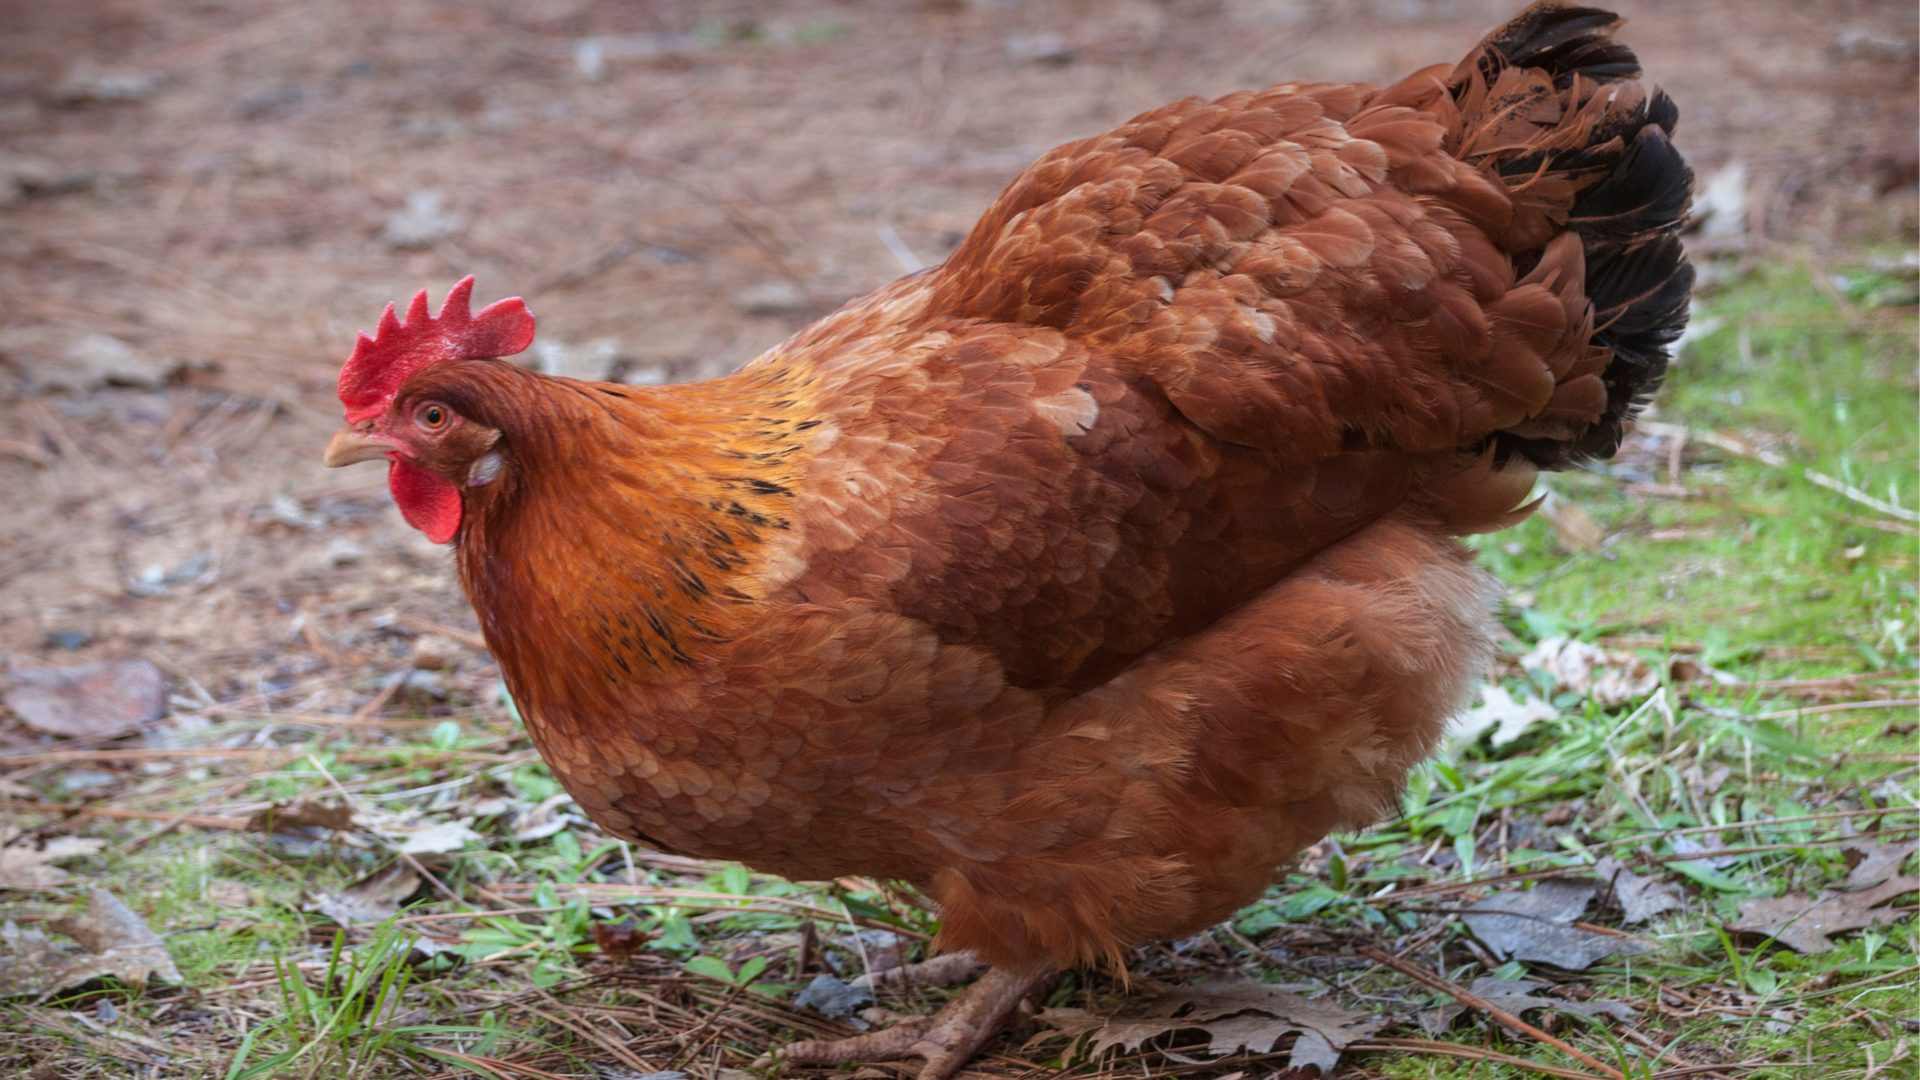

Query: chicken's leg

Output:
[778, 964, 1052, 1080]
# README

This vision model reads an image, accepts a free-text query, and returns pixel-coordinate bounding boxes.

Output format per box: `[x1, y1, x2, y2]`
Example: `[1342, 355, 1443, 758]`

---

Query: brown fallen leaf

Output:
[1726, 840, 1918, 953]
[0, 888, 182, 996]
[1418, 975, 1636, 1036]
[4, 659, 165, 739]
[305, 862, 423, 925]
[1037, 980, 1384, 1074]
[1540, 496, 1603, 554]
[245, 799, 354, 835]
[1520, 638, 1658, 707]
[1462, 878, 1652, 970]
[206, 880, 257, 909]
[591, 918, 653, 963]
[1594, 856, 1686, 924]
[0, 829, 106, 890]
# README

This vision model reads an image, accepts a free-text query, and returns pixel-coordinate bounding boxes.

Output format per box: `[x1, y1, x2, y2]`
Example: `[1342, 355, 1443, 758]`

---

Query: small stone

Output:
[382, 189, 462, 249]
[28, 334, 177, 395]
[43, 630, 92, 651]
[325, 540, 364, 566]
[733, 281, 811, 316]
[5, 659, 166, 739]
[793, 973, 875, 1018]
[57, 769, 118, 792]
[408, 635, 461, 670]
[1006, 31, 1072, 64]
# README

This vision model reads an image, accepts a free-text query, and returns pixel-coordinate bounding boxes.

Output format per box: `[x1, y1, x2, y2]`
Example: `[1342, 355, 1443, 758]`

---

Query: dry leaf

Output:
[1521, 637, 1658, 706]
[4, 659, 165, 739]
[1418, 976, 1635, 1035]
[0, 888, 181, 996]
[1594, 856, 1685, 924]
[206, 880, 256, 909]
[1725, 840, 1918, 953]
[394, 819, 483, 854]
[512, 792, 585, 842]
[245, 799, 354, 835]
[0, 831, 106, 890]
[305, 862, 423, 925]
[1449, 684, 1558, 749]
[1539, 495, 1603, 554]
[1037, 980, 1384, 1073]
[1462, 878, 1651, 970]
[591, 919, 654, 965]
[792, 972, 874, 1017]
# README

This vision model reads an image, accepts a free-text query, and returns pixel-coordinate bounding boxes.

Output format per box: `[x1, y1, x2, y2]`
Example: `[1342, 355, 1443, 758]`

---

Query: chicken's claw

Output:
[776, 964, 1053, 1080]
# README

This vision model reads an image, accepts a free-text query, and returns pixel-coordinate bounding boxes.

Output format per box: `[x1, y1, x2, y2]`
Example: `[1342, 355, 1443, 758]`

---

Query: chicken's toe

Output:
[778, 964, 1052, 1080]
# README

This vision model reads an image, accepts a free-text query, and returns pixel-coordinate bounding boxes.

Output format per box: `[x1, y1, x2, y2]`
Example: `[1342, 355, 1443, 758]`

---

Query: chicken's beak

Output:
[324, 427, 394, 468]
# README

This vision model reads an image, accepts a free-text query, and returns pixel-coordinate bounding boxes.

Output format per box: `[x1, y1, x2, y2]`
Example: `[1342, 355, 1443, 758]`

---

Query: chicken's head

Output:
[322, 277, 535, 543]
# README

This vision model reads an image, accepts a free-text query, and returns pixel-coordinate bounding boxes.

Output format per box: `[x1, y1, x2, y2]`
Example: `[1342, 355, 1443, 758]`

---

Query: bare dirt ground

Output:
[0, 0, 1913, 714]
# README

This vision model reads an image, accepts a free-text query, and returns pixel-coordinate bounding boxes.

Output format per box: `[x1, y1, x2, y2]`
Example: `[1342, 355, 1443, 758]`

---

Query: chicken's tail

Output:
[1433, 1, 1694, 468]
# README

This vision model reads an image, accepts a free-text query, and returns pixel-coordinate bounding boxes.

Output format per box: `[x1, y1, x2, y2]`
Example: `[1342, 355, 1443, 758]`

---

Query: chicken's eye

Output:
[418, 404, 449, 430]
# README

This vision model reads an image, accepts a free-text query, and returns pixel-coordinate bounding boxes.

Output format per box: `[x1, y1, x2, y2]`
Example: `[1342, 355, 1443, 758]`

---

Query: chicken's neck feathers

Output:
[443, 362, 813, 716]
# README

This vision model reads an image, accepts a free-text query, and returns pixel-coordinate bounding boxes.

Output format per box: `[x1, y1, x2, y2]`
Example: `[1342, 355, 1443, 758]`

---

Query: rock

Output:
[520, 337, 626, 382]
[43, 630, 92, 651]
[408, 634, 461, 670]
[5, 659, 166, 739]
[382, 189, 462, 249]
[51, 62, 162, 105]
[734, 280, 811, 316]
[793, 973, 874, 1017]
[26, 334, 178, 395]
[1006, 31, 1072, 64]
[0, 154, 59, 206]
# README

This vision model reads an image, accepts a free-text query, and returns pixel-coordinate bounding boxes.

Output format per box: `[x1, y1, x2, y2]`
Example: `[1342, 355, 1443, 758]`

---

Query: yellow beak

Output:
[323, 427, 394, 468]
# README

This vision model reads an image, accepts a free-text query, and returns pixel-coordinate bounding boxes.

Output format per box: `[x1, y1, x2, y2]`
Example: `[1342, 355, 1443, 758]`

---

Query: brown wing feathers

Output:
[932, 2, 1687, 481]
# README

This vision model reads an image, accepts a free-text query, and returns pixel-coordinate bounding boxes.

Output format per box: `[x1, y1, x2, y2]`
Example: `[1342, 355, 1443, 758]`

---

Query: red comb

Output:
[337, 276, 535, 423]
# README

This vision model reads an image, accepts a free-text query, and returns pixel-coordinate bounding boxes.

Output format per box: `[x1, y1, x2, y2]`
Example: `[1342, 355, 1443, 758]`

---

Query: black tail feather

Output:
[1469, 2, 1694, 468]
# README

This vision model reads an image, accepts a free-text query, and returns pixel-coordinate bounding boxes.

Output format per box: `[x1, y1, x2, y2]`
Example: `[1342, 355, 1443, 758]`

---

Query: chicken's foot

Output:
[777, 963, 1052, 1080]
[854, 952, 988, 991]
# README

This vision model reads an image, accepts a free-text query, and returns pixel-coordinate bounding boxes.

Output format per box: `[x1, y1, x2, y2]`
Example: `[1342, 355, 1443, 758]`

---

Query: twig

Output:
[393, 613, 490, 652]
[1840, 513, 1920, 538]
[1744, 699, 1919, 722]
[1637, 420, 1918, 522]
[419, 1048, 573, 1080]
[1774, 964, 1920, 1005]
[1804, 469, 1919, 523]
[479, 881, 931, 940]
[306, 752, 475, 912]
[350, 669, 407, 723]
[523, 988, 660, 1075]
[1360, 946, 1627, 1080]
[1, 799, 249, 830]
[119, 811, 194, 854]
[1349, 1038, 1611, 1080]
[0, 746, 529, 766]
[1579, 809, 1916, 848]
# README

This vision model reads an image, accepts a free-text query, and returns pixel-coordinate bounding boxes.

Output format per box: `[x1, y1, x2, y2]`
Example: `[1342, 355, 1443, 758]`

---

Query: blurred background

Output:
[0, 0, 1913, 693]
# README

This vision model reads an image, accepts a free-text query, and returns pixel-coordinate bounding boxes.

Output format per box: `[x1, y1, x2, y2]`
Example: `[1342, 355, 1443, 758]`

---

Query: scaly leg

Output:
[779, 964, 1053, 1080]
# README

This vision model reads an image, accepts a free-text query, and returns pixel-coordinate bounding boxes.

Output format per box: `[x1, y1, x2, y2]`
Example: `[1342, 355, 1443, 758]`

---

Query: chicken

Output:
[322, 3, 1689, 1075]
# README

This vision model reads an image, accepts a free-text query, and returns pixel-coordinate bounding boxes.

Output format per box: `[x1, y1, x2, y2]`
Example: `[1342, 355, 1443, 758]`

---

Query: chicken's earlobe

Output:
[467, 451, 504, 487]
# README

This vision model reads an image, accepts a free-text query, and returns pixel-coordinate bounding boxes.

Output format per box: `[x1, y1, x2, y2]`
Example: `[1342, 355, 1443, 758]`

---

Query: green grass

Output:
[2, 261, 1913, 1079]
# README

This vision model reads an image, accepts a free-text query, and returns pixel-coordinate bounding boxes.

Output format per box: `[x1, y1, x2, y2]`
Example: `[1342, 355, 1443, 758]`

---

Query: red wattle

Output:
[387, 457, 463, 544]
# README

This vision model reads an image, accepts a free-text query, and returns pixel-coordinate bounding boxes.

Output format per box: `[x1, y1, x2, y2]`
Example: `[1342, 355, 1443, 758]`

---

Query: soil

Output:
[0, 0, 1914, 732]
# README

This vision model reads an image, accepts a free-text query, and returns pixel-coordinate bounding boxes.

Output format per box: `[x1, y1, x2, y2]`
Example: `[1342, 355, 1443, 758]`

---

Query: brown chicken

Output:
[322, 3, 1689, 1075]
